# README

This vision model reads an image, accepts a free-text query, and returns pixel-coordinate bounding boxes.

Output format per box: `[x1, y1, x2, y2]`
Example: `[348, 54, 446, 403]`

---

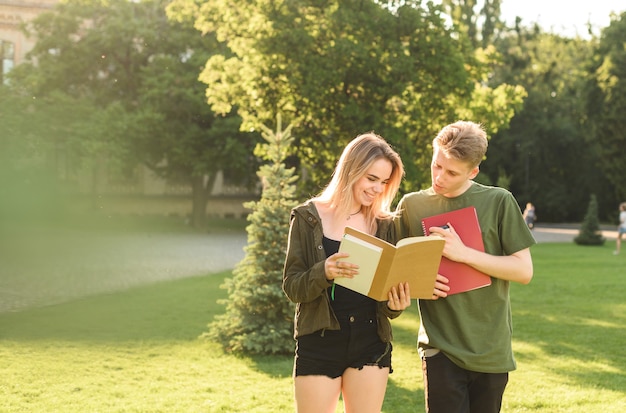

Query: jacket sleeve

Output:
[282, 211, 332, 304]
[378, 301, 403, 319]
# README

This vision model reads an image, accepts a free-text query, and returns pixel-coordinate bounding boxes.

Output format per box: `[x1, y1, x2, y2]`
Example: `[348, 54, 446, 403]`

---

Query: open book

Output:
[335, 226, 445, 301]
[421, 206, 491, 294]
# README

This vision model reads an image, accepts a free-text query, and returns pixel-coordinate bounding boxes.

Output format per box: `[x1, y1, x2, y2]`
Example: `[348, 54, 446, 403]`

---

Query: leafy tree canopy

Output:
[170, 0, 525, 194]
[8, 0, 259, 226]
[480, 27, 609, 221]
[587, 12, 626, 201]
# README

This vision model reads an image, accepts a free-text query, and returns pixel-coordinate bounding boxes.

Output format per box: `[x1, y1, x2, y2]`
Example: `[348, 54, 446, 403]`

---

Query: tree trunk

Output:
[90, 157, 106, 211]
[189, 174, 214, 228]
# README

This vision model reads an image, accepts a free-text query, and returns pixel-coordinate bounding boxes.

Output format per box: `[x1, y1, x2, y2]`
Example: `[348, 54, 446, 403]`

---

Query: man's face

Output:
[431, 147, 479, 198]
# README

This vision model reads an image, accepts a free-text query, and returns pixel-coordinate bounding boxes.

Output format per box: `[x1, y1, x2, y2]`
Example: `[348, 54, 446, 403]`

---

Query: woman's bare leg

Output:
[342, 366, 390, 413]
[294, 375, 342, 413]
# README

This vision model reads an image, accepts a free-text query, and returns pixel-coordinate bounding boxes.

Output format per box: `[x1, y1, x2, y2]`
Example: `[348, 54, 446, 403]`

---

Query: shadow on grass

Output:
[511, 242, 626, 396]
[384, 377, 423, 410]
[0, 272, 230, 343]
[513, 311, 626, 394]
[0, 269, 297, 381]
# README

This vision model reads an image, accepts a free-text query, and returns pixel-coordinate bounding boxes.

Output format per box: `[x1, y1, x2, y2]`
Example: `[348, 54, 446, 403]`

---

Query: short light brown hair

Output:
[433, 121, 488, 167]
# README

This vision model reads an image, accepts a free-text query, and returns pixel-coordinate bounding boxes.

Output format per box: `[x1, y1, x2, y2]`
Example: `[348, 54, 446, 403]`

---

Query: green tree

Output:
[8, 0, 258, 227]
[206, 115, 298, 355]
[574, 194, 605, 245]
[0, 86, 101, 221]
[482, 26, 613, 221]
[435, 3, 621, 222]
[441, 0, 504, 48]
[587, 12, 626, 202]
[171, 0, 524, 194]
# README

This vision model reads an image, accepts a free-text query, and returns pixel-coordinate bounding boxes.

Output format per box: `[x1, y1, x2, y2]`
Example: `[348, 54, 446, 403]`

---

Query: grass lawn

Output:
[1, 241, 625, 412]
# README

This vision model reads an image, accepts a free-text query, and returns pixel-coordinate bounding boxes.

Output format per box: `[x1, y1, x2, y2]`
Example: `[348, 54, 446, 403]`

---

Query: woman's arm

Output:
[282, 214, 332, 303]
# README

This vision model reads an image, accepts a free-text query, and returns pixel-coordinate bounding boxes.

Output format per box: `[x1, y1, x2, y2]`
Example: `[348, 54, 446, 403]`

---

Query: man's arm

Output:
[429, 225, 533, 285]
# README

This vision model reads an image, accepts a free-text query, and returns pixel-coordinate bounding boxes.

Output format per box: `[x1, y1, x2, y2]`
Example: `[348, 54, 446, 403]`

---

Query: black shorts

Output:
[294, 312, 392, 378]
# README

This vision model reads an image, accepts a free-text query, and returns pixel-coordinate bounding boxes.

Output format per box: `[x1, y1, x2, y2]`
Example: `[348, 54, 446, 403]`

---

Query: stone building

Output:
[1, 0, 57, 82]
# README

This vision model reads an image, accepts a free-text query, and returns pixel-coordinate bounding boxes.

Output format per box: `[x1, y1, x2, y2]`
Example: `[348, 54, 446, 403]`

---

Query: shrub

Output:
[574, 194, 605, 246]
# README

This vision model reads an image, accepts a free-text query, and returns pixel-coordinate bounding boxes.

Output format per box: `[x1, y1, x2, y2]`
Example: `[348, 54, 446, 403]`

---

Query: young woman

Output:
[282, 133, 412, 413]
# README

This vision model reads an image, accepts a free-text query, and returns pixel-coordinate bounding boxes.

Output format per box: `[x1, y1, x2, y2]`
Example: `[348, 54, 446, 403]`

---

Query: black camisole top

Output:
[322, 236, 377, 316]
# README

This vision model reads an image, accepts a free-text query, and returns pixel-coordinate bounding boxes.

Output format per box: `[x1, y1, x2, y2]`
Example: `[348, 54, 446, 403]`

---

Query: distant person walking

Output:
[614, 202, 626, 255]
[523, 202, 536, 229]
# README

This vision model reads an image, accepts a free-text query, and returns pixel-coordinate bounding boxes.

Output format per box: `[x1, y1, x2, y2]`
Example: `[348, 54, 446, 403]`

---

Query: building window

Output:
[1, 40, 15, 85]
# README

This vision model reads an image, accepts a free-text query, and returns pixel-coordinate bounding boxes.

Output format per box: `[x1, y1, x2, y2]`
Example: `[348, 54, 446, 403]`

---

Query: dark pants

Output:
[422, 351, 509, 413]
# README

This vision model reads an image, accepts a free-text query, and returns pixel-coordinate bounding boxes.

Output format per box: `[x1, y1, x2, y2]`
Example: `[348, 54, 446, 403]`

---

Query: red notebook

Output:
[421, 206, 491, 295]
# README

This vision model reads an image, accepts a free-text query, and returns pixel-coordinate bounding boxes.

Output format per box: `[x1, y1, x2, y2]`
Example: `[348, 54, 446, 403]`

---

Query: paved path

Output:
[531, 223, 617, 243]
[0, 230, 248, 313]
[1, 224, 617, 313]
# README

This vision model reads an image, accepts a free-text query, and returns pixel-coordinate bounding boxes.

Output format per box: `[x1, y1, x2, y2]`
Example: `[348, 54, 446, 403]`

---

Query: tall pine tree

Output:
[206, 115, 299, 354]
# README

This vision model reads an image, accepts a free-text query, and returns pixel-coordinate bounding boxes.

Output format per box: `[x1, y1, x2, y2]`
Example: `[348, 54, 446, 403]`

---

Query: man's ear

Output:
[469, 166, 480, 179]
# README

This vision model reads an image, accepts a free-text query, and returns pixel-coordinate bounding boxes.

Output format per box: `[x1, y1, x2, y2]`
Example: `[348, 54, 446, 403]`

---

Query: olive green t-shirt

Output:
[395, 182, 536, 373]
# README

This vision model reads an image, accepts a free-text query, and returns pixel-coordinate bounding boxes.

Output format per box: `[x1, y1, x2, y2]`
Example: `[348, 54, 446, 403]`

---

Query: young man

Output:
[395, 121, 535, 413]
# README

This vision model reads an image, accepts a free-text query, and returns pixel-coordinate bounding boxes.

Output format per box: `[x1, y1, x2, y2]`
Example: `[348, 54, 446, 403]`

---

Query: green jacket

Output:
[282, 201, 402, 341]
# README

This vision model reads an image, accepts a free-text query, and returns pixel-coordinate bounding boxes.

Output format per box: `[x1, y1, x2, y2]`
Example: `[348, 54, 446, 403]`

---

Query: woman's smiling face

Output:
[352, 158, 393, 207]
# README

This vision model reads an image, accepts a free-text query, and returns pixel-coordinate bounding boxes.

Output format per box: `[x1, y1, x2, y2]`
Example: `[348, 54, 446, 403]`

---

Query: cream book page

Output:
[334, 233, 383, 296]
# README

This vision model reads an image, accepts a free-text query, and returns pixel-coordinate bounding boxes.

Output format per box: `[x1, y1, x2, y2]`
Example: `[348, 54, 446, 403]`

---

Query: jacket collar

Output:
[292, 200, 321, 229]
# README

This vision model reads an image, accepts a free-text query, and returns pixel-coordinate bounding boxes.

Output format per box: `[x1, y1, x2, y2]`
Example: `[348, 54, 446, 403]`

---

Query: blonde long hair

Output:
[315, 132, 404, 232]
